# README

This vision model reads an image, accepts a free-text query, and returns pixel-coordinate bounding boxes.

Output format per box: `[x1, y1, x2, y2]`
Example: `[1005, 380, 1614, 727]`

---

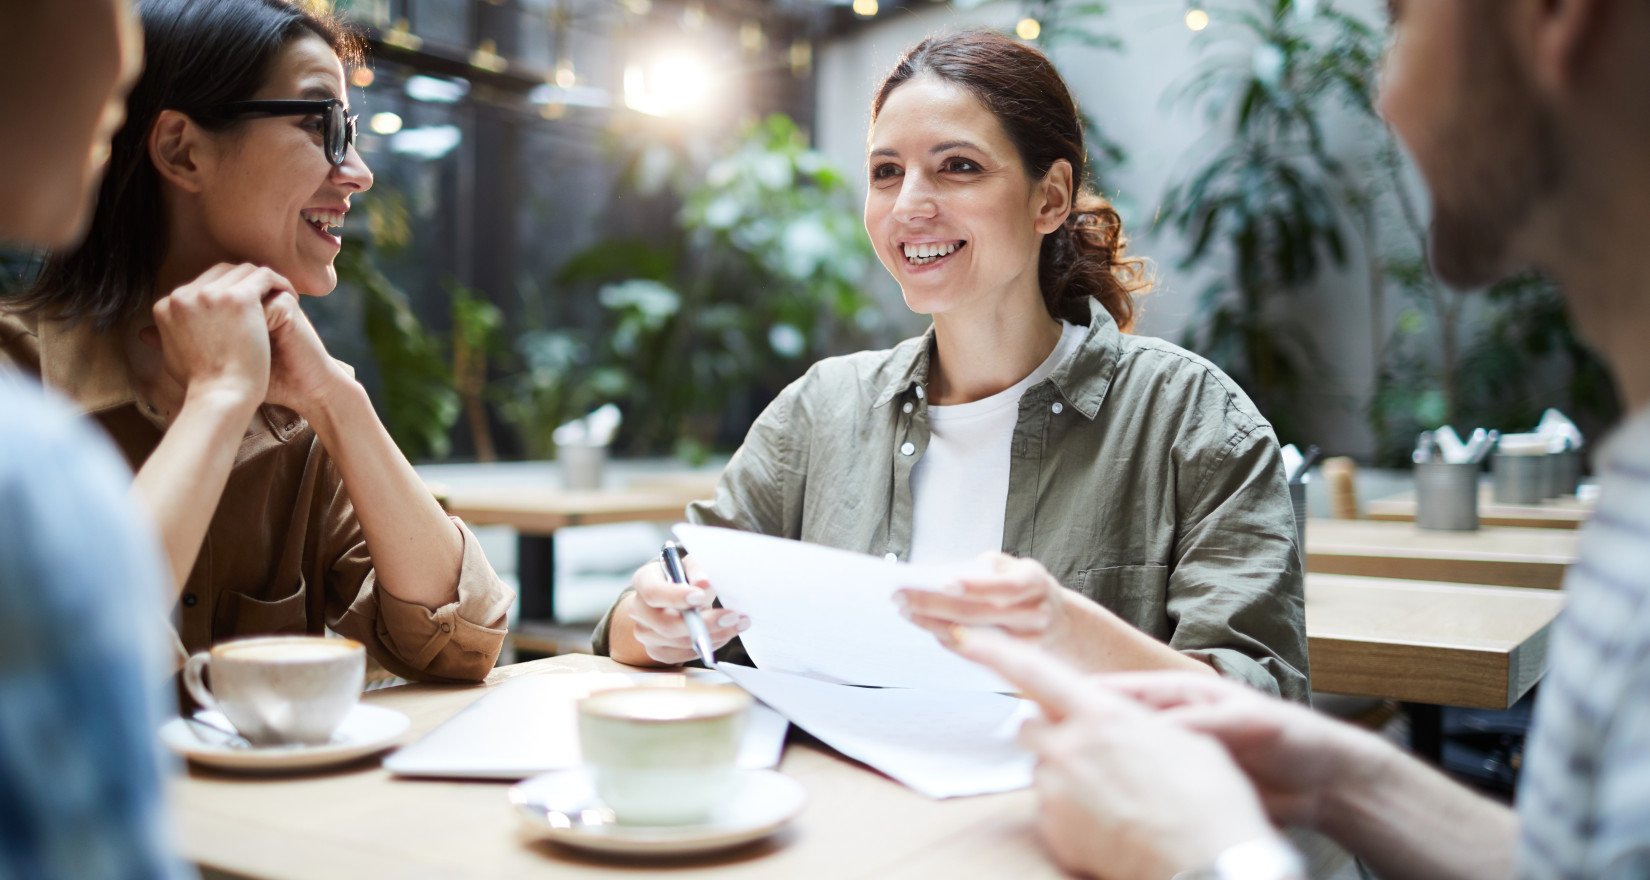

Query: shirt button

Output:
[440, 622, 452, 634]
[903, 402, 914, 414]
[900, 442, 915, 456]
[181, 593, 198, 608]
[1052, 402, 1064, 414]
[915, 386, 925, 400]
[884, 552, 898, 562]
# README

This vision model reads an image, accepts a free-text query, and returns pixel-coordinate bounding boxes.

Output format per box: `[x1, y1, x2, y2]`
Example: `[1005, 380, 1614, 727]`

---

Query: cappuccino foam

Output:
[220, 640, 359, 664]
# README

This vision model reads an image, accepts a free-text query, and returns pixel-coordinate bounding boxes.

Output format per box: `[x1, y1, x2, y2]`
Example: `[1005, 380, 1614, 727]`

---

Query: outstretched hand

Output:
[954, 630, 1283, 880]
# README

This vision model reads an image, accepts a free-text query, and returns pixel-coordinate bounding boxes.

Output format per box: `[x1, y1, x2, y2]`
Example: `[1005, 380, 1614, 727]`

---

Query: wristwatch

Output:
[1171, 836, 1307, 880]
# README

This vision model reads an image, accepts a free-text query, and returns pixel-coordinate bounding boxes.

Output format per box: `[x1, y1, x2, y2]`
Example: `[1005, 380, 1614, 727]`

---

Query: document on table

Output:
[672, 523, 1011, 692]
[719, 664, 1035, 799]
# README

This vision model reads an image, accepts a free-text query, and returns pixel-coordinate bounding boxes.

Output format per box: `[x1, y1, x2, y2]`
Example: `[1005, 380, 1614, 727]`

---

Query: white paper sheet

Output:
[384, 670, 788, 779]
[719, 664, 1034, 799]
[673, 524, 1011, 691]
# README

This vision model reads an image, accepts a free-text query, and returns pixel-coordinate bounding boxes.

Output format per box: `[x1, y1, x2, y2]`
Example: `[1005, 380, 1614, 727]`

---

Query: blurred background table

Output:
[1306, 520, 1579, 590]
[1366, 486, 1593, 530]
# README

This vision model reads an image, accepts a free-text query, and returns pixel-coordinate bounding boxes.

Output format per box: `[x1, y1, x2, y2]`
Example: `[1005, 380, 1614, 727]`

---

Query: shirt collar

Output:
[33, 313, 306, 442]
[872, 298, 1121, 418]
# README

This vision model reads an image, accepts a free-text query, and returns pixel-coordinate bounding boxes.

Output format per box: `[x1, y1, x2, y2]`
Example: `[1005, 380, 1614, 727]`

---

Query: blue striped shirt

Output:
[0, 376, 189, 880]
[1517, 408, 1650, 878]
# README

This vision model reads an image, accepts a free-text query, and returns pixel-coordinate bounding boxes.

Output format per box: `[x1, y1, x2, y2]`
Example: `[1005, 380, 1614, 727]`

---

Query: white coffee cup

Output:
[578, 684, 751, 825]
[182, 635, 366, 746]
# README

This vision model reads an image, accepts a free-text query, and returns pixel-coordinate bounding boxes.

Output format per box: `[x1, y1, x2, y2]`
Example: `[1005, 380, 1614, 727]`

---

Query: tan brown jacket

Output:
[0, 310, 512, 682]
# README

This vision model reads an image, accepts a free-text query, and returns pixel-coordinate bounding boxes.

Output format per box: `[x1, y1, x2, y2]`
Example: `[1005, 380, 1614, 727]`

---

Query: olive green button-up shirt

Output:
[597, 300, 1309, 701]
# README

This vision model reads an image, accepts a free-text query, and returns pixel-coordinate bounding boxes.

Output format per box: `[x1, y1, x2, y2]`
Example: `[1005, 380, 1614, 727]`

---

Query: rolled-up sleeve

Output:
[1168, 423, 1310, 702]
[321, 464, 512, 682]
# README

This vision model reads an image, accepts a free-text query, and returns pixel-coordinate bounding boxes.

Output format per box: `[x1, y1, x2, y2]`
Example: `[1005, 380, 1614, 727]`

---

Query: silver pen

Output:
[659, 541, 716, 667]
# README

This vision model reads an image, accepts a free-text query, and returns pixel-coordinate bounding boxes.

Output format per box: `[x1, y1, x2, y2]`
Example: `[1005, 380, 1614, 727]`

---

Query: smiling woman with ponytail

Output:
[599, 30, 1308, 704]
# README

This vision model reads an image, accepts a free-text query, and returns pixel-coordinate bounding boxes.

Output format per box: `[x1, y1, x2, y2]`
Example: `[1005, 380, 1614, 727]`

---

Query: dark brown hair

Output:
[14, 0, 360, 330]
[872, 31, 1150, 332]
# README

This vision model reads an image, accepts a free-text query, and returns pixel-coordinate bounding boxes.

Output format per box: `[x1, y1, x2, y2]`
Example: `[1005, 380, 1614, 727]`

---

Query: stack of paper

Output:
[673, 524, 1037, 799]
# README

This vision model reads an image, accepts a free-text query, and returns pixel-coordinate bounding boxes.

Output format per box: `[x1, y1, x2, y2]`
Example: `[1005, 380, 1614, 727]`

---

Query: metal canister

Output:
[1417, 461, 1480, 531]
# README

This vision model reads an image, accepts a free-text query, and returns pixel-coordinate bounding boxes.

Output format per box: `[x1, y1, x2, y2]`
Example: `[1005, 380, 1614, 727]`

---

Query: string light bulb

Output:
[1184, 5, 1210, 31]
[852, 0, 878, 16]
[1015, 17, 1041, 40]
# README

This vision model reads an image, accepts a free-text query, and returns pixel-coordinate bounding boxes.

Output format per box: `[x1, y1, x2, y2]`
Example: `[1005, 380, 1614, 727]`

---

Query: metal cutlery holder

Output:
[1417, 462, 1480, 531]
[1493, 453, 1547, 505]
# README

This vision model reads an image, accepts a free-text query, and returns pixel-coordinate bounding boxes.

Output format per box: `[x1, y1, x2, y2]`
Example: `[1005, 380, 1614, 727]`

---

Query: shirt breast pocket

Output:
[217, 582, 312, 640]
[1076, 564, 1170, 640]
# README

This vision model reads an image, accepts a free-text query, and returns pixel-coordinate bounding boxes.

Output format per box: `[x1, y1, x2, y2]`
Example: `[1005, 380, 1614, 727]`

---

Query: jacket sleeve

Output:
[1167, 421, 1311, 702]
[319, 453, 513, 683]
[591, 384, 803, 658]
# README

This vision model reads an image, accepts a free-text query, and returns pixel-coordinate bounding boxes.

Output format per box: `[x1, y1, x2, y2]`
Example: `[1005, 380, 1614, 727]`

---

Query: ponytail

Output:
[1039, 191, 1151, 332]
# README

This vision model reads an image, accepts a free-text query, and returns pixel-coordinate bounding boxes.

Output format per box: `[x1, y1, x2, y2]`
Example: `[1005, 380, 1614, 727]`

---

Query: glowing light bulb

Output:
[369, 112, 403, 135]
[349, 67, 375, 88]
[1015, 18, 1041, 40]
[852, 0, 878, 16]
[1185, 7, 1210, 30]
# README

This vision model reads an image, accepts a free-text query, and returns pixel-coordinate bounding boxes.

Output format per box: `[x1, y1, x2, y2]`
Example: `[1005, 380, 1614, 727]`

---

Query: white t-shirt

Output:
[908, 321, 1085, 566]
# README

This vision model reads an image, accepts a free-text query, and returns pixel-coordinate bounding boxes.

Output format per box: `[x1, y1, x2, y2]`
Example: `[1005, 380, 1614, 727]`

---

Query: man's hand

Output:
[956, 630, 1282, 880]
[1095, 671, 1394, 830]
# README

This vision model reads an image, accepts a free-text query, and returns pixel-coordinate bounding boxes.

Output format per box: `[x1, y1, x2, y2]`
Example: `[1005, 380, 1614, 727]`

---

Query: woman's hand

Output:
[895, 553, 1072, 651]
[145, 263, 284, 410]
[261, 290, 352, 416]
[621, 555, 750, 666]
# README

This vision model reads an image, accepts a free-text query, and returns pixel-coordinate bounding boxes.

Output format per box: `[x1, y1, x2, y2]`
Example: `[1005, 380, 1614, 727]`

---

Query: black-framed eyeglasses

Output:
[197, 98, 358, 166]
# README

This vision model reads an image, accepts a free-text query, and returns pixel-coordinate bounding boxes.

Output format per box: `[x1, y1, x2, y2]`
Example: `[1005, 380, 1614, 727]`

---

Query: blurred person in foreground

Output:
[1, 0, 511, 681]
[956, 0, 1650, 878]
[0, 1, 190, 878]
[598, 31, 1309, 704]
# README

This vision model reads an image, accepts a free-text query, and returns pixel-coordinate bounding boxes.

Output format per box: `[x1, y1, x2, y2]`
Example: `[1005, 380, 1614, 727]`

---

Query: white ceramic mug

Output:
[578, 684, 751, 825]
[182, 635, 366, 746]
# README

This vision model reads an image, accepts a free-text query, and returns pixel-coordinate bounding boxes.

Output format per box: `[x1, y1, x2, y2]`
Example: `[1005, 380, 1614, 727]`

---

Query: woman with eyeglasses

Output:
[0, 0, 512, 682]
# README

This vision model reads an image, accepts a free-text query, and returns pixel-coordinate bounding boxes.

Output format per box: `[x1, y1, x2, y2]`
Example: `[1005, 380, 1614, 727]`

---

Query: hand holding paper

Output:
[672, 524, 1010, 691]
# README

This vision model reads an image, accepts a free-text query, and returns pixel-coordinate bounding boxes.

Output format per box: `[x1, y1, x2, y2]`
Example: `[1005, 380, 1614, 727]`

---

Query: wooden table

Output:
[430, 473, 720, 621]
[174, 654, 1067, 880]
[1366, 486, 1593, 530]
[1305, 574, 1563, 710]
[1306, 519, 1579, 589]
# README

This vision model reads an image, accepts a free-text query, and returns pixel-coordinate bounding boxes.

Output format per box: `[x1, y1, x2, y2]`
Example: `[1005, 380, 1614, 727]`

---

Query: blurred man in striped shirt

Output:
[956, 1, 1650, 878]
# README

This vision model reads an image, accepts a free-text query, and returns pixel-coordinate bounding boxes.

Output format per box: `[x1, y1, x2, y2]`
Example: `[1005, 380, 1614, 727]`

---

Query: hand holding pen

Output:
[621, 542, 750, 667]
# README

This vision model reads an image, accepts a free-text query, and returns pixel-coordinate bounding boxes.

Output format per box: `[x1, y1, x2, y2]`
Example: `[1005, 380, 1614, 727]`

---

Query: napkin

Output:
[552, 403, 621, 447]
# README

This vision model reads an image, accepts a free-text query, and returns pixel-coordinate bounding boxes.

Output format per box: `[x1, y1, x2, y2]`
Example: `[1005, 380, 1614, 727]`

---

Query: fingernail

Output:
[685, 589, 707, 606]
[736, 619, 751, 632]
[892, 592, 909, 609]
[718, 613, 740, 627]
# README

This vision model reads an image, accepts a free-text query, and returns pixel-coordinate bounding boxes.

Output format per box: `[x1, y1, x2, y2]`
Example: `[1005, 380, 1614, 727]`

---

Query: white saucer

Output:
[511, 767, 806, 856]
[159, 704, 410, 772]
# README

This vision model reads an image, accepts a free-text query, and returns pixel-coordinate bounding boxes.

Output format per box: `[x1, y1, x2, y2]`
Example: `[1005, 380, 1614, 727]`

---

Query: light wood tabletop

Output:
[438, 487, 701, 535]
[171, 654, 1070, 880]
[1305, 574, 1564, 709]
[1366, 486, 1593, 530]
[1306, 519, 1579, 589]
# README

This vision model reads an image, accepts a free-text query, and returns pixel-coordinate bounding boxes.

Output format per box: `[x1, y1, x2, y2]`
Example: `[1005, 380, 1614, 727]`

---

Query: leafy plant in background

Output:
[447, 278, 505, 462]
[336, 190, 461, 460]
[1158, 0, 1376, 441]
[526, 114, 876, 462]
